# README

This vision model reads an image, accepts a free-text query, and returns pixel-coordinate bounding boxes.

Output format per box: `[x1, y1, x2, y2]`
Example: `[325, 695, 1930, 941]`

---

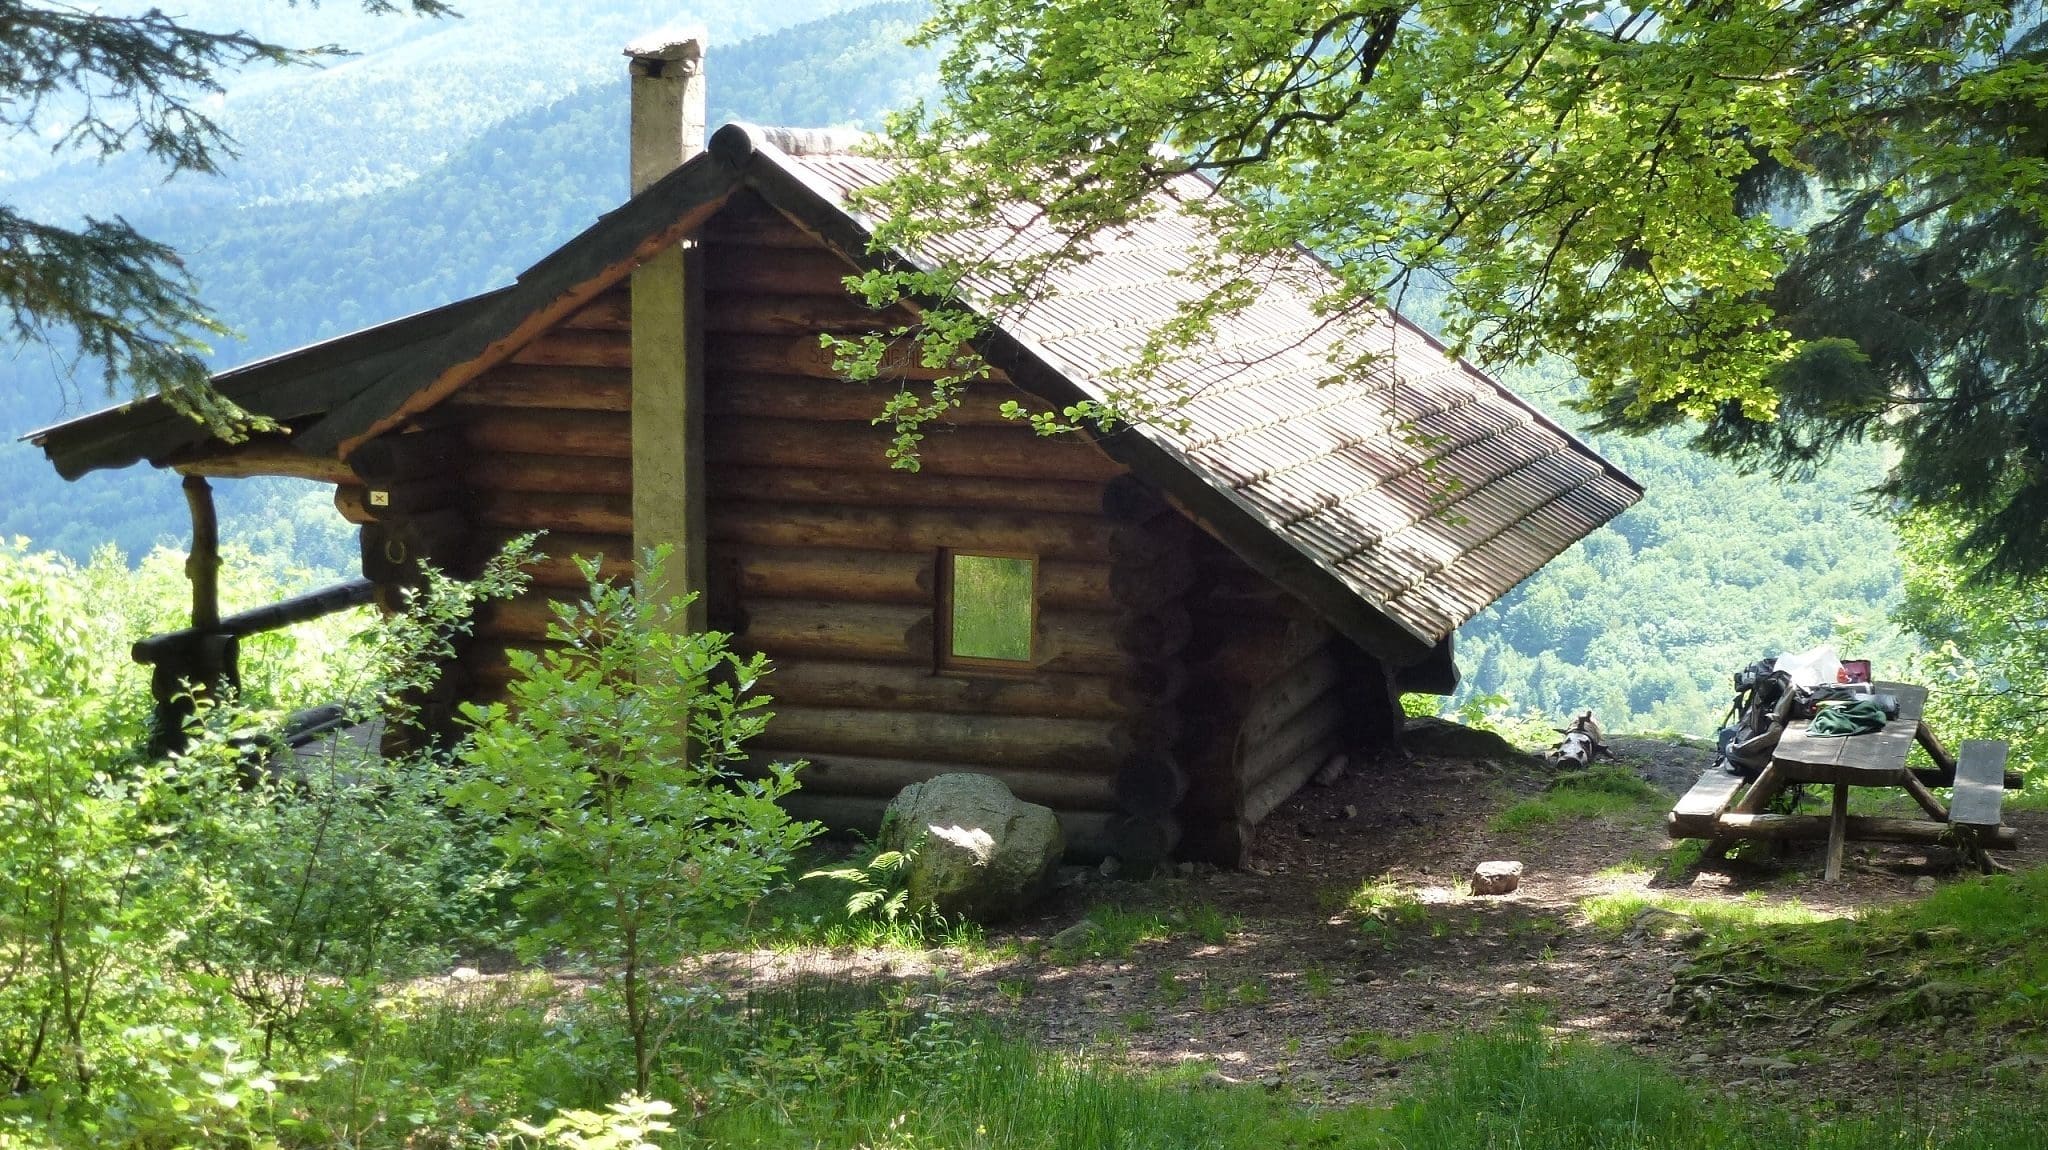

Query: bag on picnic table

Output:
[1717, 658, 1806, 775]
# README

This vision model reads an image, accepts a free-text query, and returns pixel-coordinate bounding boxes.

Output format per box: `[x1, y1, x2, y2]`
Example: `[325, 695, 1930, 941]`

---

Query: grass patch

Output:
[1049, 901, 1239, 961]
[1677, 866, 2048, 1035]
[1493, 764, 1668, 831]
[1581, 890, 1833, 936]
[1332, 1028, 1452, 1062]
[1306, 1012, 2048, 1149]
[1344, 875, 1430, 946]
[55, 973, 2048, 1148]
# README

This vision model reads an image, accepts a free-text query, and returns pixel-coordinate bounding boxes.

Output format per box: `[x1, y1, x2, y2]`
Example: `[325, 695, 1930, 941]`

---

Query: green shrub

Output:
[451, 548, 816, 1091]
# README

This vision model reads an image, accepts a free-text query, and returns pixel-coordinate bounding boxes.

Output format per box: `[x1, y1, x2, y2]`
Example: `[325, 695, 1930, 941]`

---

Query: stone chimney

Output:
[625, 32, 707, 194]
[624, 30, 709, 629]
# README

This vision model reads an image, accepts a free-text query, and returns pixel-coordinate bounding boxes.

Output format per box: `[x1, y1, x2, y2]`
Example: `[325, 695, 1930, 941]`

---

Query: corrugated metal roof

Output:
[768, 142, 1640, 643]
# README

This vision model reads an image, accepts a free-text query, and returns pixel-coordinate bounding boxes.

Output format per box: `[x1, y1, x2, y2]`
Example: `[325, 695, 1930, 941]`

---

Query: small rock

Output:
[1736, 1055, 1798, 1077]
[1912, 876, 1938, 893]
[1099, 856, 1122, 879]
[450, 966, 482, 983]
[1198, 1071, 1241, 1089]
[1257, 1074, 1284, 1089]
[1177, 860, 1196, 877]
[1049, 920, 1102, 953]
[1685, 1053, 1710, 1066]
[1470, 860, 1524, 895]
[1312, 754, 1350, 787]
[1340, 804, 1359, 820]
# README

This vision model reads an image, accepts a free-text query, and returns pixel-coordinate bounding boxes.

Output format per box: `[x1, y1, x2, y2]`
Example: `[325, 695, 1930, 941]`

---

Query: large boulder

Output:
[881, 773, 1064, 923]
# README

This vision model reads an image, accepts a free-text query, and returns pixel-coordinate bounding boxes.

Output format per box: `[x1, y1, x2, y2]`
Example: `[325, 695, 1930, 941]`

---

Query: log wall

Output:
[351, 189, 1395, 869]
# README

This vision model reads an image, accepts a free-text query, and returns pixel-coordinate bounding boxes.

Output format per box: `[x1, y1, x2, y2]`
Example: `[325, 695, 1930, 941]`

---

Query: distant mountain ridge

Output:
[1, 1, 935, 564]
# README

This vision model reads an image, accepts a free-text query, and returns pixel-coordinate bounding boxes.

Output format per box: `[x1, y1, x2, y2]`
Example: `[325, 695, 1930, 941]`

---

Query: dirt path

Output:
[708, 723, 2048, 1112]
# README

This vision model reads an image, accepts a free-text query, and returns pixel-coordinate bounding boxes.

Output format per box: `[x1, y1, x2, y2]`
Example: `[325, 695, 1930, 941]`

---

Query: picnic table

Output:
[1669, 682, 2020, 880]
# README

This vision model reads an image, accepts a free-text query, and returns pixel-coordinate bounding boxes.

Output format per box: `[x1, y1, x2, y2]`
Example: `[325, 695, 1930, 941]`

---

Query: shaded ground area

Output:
[706, 719, 2048, 1114]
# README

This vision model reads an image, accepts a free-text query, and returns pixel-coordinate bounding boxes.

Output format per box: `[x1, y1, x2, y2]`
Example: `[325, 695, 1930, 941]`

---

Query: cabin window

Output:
[941, 552, 1036, 668]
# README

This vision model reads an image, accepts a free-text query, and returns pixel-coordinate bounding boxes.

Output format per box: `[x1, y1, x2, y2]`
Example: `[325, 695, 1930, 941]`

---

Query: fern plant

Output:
[803, 838, 921, 924]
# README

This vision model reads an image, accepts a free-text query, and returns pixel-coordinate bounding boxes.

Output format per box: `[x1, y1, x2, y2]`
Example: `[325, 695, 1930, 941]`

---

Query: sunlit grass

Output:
[1581, 890, 1835, 935]
[1493, 764, 1669, 832]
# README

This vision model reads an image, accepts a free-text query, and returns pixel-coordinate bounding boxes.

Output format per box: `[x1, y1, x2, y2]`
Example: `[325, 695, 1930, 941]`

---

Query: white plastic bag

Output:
[1772, 645, 1842, 688]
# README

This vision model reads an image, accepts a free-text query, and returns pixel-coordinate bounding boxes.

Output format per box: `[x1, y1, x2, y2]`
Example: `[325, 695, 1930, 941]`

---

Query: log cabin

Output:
[27, 38, 1640, 867]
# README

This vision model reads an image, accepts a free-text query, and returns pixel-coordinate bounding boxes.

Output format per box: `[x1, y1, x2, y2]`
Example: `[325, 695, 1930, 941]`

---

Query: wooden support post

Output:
[182, 475, 220, 630]
[1825, 782, 1849, 881]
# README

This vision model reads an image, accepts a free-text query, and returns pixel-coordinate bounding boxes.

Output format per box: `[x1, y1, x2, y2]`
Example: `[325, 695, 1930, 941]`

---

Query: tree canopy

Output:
[0, 0, 449, 428]
[861, 0, 2046, 576]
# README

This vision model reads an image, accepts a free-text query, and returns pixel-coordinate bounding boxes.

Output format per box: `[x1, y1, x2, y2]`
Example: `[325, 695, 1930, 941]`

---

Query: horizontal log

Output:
[1236, 648, 1343, 751]
[706, 417, 1123, 481]
[700, 244, 864, 295]
[1714, 813, 2017, 848]
[335, 479, 466, 521]
[700, 196, 828, 248]
[756, 752, 1114, 809]
[1239, 692, 1347, 790]
[706, 464, 1107, 516]
[1105, 812, 1181, 870]
[1113, 753, 1188, 817]
[1199, 617, 1337, 687]
[763, 659, 1125, 720]
[1115, 605, 1192, 660]
[334, 485, 374, 526]
[134, 579, 377, 663]
[713, 332, 969, 381]
[752, 705, 1123, 772]
[509, 328, 631, 369]
[474, 595, 577, 642]
[474, 531, 635, 588]
[721, 546, 1115, 610]
[1243, 741, 1333, 828]
[1110, 550, 1197, 609]
[706, 291, 913, 335]
[470, 453, 631, 496]
[348, 426, 468, 486]
[710, 501, 1114, 561]
[475, 490, 632, 536]
[708, 374, 1052, 426]
[1036, 610, 1127, 675]
[466, 409, 630, 457]
[463, 639, 574, 689]
[778, 792, 1123, 862]
[171, 439, 355, 484]
[739, 599, 1123, 675]
[557, 290, 630, 331]
[743, 599, 933, 664]
[447, 365, 631, 413]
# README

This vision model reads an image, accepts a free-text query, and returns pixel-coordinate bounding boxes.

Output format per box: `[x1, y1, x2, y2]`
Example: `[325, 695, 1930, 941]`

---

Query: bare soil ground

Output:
[702, 722, 2048, 1113]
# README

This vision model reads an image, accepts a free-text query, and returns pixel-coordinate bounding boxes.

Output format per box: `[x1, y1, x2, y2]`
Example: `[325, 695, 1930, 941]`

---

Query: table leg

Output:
[1901, 772, 1950, 821]
[1825, 783, 1849, 882]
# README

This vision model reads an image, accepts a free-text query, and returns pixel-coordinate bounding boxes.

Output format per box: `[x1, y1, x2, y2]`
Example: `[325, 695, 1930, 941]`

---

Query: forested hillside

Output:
[0, 0, 1908, 738]
[1453, 363, 1910, 734]
[0, 2, 934, 567]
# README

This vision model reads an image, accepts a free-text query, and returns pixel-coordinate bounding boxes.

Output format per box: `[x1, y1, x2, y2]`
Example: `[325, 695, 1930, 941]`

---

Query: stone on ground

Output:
[881, 772, 1064, 922]
[1470, 860, 1524, 895]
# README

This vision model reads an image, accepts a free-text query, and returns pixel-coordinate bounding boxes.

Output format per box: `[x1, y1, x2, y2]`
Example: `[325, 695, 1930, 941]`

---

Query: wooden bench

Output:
[1668, 768, 1745, 839]
[1951, 739, 2011, 873]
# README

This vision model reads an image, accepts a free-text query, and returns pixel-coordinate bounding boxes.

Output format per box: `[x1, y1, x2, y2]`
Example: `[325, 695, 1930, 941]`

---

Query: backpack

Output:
[1717, 659, 1804, 776]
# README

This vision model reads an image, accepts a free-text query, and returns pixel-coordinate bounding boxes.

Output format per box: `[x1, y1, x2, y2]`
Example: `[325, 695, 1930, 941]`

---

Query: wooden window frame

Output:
[937, 549, 1039, 674]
